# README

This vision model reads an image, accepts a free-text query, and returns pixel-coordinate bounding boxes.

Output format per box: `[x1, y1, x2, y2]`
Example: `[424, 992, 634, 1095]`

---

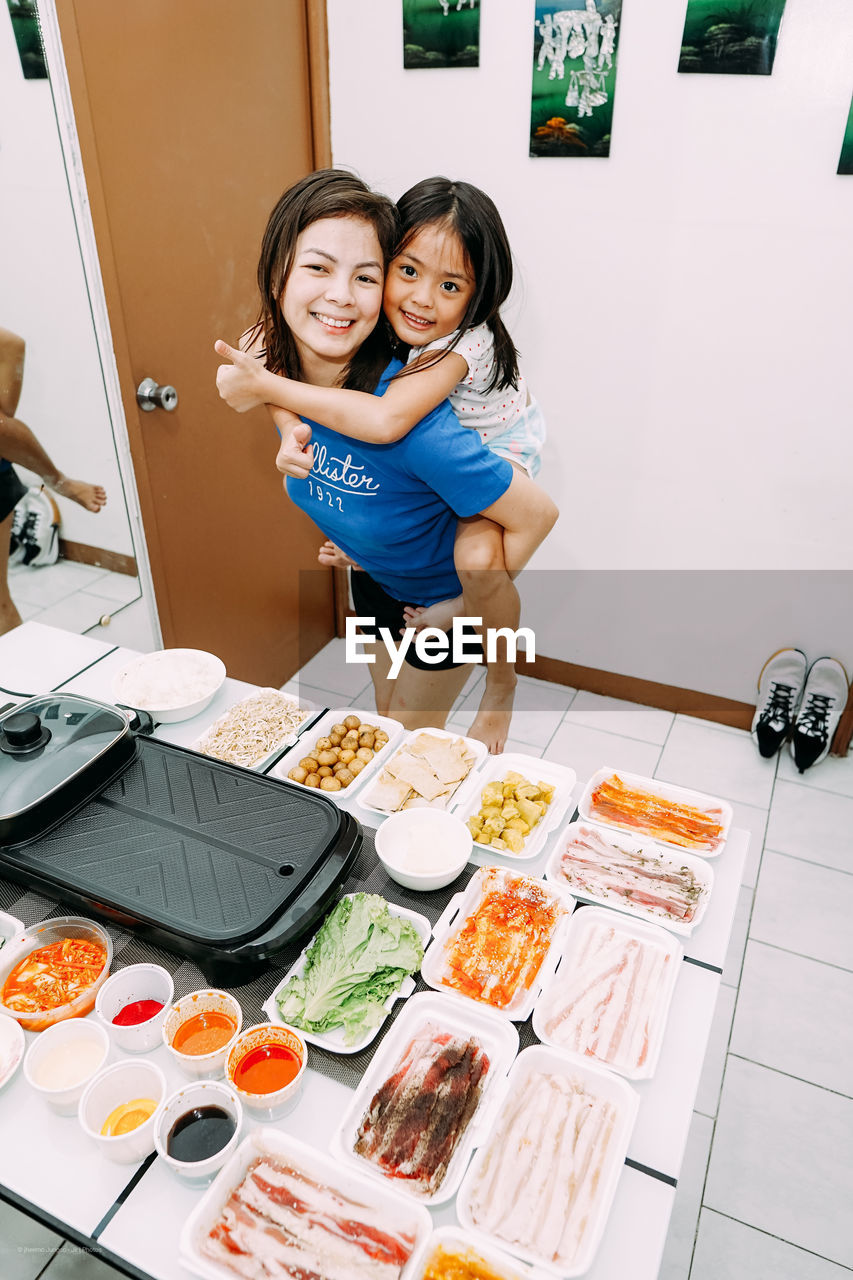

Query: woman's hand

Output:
[214, 339, 268, 411]
[276, 422, 314, 480]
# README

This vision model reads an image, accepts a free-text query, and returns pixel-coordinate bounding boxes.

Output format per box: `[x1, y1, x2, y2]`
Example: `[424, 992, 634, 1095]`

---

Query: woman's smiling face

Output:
[279, 217, 384, 384]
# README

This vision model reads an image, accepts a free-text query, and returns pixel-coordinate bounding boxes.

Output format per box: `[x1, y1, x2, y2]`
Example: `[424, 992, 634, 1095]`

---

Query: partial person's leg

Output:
[384, 658, 471, 732]
[0, 409, 106, 512]
[0, 510, 23, 636]
[0, 328, 25, 418]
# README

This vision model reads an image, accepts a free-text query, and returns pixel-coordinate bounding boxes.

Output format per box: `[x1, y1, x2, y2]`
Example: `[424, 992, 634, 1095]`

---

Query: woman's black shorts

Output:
[349, 569, 482, 672]
[0, 464, 27, 523]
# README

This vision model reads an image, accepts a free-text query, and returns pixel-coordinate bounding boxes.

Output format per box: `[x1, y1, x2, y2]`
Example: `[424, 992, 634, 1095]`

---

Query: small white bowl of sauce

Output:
[96, 963, 174, 1054]
[163, 989, 242, 1080]
[155, 1079, 243, 1185]
[78, 1059, 167, 1163]
[24, 1019, 110, 1115]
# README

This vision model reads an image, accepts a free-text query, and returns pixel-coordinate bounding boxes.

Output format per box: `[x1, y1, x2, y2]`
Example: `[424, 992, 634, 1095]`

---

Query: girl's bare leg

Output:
[0, 511, 23, 637]
[453, 515, 519, 754]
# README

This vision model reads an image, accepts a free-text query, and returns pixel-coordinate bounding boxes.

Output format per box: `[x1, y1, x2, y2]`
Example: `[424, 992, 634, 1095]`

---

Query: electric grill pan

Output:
[0, 694, 361, 984]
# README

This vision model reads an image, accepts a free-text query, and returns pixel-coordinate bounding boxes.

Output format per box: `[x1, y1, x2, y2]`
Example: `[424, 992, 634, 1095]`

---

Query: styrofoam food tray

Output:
[358, 726, 488, 820]
[0, 1012, 25, 1092]
[409, 1225, 535, 1279]
[0, 912, 24, 951]
[545, 820, 714, 936]
[451, 753, 576, 863]
[191, 687, 314, 771]
[533, 905, 683, 1080]
[577, 766, 732, 858]
[420, 866, 575, 1022]
[331, 991, 518, 1205]
[262, 895, 432, 1054]
[456, 1045, 639, 1278]
[269, 707, 404, 802]
[179, 1127, 431, 1280]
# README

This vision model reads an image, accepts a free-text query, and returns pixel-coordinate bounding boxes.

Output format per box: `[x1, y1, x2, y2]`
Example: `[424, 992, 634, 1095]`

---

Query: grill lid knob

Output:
[0, 710, 52, 754]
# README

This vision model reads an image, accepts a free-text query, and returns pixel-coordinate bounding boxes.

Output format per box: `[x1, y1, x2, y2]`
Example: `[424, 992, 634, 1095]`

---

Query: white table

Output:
[0, 625, 746, 1280]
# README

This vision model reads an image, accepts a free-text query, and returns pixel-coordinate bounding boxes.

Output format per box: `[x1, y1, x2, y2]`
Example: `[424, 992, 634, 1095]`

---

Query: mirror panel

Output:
[2, 1, 142, 637]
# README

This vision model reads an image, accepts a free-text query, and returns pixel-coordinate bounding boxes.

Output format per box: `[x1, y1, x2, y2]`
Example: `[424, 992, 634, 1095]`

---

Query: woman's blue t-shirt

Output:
[285, 361, 513, 606]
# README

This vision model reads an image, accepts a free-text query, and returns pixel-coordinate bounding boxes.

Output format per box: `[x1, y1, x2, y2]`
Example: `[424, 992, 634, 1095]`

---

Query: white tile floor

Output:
[8, 558, 141, 634]
[3, 641, 852, 1279]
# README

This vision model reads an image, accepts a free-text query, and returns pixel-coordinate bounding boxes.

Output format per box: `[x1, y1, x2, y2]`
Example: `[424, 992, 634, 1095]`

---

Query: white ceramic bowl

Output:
[24, 1018, 110, 1114]
[374, 809, 473, 892]
[96, 964, 174, 1053]
[155, 1079, 243, 1186]
[163, 990, 243, 1080]
[112, 648, 226, 723]
[224, 1023, 307, 1121]
[78, 1059, 167, 1163]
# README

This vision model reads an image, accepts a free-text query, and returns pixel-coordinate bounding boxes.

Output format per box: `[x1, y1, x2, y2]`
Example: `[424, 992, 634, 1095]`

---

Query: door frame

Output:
[39, 0, 332, 650]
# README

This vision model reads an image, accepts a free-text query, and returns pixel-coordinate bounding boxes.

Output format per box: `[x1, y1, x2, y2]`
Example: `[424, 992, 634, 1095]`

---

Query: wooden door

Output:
[55, 0, 334, 684]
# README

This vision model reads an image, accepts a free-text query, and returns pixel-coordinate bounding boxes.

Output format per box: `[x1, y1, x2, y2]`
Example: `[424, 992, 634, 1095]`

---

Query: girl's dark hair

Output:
[395, 177, 520, 393]
[251, 169, 398, 393]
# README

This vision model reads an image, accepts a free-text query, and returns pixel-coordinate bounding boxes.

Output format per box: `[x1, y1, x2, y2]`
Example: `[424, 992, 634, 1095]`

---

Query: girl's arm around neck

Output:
[216, 339, 467, 444]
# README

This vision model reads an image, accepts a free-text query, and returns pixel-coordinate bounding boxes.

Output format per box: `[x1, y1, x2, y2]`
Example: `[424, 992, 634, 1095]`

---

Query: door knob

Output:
[136, 377, 178, 412]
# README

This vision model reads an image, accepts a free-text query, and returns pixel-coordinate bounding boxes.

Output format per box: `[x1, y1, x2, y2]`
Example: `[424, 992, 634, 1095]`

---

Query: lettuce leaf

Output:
[275, 894, 424, 1045]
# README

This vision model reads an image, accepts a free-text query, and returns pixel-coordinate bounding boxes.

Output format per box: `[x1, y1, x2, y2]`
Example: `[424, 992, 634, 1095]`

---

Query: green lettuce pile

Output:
[276, 893, 424, 1045]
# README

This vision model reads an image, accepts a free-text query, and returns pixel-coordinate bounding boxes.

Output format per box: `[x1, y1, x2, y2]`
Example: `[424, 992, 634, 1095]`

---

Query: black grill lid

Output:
[0, 695, 130, 833]
[0, 735, 348, 948]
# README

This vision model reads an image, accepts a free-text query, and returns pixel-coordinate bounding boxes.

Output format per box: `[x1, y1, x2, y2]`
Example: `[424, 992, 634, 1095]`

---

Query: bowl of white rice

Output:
[112, 649, 226, 723]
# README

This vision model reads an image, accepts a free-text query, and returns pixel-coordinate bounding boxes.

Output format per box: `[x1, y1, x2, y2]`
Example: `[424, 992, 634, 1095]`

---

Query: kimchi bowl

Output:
[0, 916, 113, 1032]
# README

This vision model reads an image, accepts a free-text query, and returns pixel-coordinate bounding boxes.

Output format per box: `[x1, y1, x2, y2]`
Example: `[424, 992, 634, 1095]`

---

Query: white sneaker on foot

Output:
[790, 657, 849, 773]
[751, 648, 807, 759]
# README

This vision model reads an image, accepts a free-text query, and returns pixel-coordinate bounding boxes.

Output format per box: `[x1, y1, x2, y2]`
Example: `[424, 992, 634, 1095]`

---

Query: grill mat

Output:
[0, 737, 357, 976]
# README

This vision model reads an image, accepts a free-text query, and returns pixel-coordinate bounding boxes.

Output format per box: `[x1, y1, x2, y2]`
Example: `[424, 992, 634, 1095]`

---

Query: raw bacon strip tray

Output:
[179, 1127, 431, 1280]
[533, 905, 683, 1080]
[456, 1045, 639, 1278]
[545, 820, 714, 937]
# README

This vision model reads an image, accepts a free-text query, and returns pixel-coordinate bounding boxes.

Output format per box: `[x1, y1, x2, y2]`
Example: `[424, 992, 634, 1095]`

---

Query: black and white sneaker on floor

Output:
[751, 648, 807, 759]
[790, 657, 849, 773]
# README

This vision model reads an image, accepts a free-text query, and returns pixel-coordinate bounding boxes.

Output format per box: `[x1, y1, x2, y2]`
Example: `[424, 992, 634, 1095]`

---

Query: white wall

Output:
[0, 6, 134, 556]
[327, 0, 853, 701]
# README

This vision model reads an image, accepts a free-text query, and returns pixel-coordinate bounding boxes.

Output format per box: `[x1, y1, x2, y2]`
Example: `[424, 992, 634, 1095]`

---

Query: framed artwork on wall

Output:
[529, 1, 622, 158]
[6, 0, 48, 79]
[838, 94, 853, 175]
[678, 0, 787, 75]
[403, 0, 480, 69]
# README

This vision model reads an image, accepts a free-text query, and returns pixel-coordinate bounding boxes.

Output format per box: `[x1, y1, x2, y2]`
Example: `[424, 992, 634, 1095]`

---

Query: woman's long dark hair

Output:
[394, 177, 520, 393]
[250, 169, 398, 393]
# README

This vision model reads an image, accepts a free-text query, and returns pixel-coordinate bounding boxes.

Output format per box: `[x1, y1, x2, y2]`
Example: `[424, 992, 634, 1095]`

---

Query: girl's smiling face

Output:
[383, 222, 475, 348]
[279, 217, 384, 384]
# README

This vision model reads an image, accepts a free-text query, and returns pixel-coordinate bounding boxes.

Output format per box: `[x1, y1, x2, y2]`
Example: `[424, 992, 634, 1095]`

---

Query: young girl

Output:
[216, 178, 552, 751]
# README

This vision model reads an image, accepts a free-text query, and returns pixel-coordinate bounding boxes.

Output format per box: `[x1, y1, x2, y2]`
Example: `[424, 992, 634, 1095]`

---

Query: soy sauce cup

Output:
[155, 1080, 243, 1186]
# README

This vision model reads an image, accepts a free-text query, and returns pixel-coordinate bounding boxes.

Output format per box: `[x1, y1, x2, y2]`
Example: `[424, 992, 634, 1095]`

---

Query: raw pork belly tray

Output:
[0, 737, 361, 985]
